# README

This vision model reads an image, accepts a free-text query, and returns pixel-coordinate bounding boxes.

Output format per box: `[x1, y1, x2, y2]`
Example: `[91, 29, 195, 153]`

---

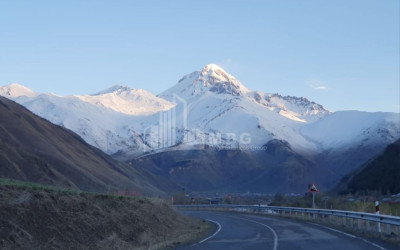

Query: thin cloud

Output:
[308, 80, 328, 90]
[216, 58, 233, 69]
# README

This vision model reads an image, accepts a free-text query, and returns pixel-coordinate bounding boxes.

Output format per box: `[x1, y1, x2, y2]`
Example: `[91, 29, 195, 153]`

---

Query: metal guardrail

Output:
[176, 204, 400, 228]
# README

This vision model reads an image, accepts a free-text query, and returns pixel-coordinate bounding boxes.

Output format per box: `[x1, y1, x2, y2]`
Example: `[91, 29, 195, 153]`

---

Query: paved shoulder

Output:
[179, 210, 398, 250]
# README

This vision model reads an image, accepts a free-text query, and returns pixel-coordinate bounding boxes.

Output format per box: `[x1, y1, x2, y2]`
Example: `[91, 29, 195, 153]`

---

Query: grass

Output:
[0, 178, 78, 194]
[0, 178, 144, 201]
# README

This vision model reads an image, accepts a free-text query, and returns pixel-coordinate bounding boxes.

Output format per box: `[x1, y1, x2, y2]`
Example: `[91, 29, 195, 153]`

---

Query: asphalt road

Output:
[179, 210, 399, 250]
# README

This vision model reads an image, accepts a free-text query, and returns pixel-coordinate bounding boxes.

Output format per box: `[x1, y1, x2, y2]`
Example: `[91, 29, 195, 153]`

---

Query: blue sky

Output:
[0, 0, 398, 112]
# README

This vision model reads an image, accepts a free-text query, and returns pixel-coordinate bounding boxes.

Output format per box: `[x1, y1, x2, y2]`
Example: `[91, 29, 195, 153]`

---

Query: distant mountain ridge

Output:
[1, 64, 399, 192]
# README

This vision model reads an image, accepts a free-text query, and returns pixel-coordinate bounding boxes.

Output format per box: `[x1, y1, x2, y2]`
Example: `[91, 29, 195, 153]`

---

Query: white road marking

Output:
[309, 223, 356, 238]
[308, 222, 388, 250]
[194, 219, 222, 245]
[228, 216, 278, 250]
[361, 239, 388, 250]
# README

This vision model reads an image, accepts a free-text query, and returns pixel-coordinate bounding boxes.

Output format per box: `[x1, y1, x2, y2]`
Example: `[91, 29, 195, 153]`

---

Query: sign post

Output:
[308, 183, 319, 209]
[313, 192, 315, 209]
[375, 201, 381, 232]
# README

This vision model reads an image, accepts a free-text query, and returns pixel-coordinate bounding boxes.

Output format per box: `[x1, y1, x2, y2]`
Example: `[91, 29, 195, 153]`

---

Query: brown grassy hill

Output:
[0, 180, 210, 249]
[0, 96, 179, 195]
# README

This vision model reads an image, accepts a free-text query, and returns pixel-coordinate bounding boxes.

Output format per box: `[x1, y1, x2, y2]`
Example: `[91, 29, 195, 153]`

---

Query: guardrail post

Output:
[342, 217, 346, 227]
[350, 218, 353, 228]
[357, 219, 361, 230]
[366, 220, 370, 231]
[385, 224, 391, 236]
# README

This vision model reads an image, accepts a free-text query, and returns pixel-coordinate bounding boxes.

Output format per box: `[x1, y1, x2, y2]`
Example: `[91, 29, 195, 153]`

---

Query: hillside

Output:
[337, 139, 400, 194]
[0, 180, 210, 249]
[0, 96, 178, 195]
[131, 140, 338, 193]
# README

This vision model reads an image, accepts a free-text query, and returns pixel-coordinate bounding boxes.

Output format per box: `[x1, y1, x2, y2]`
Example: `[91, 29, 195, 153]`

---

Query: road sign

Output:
[309, 183, 319, 193]
[308, 183, 319, 209]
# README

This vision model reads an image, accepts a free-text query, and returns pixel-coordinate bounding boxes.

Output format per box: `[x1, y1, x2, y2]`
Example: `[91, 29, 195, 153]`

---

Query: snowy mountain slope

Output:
[250, 92, 329, 123]
[78, 85, 174, 115]
[156, 90, 319, 152]
[163, 65, 399, 150]
[294, 113, 399, 159]
[300, 111, 400, 149]
[19, 94, 148, 154]
[157, 64, 344, 153]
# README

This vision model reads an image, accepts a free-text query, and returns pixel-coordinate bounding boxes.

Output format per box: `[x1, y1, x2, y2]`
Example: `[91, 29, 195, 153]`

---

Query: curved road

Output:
[179, 210, 398, 250]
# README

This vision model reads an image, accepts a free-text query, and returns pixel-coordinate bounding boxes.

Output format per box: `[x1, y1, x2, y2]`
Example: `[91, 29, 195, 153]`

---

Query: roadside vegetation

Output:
[269, 192, 400, 216]
[0, 178, 212, 249]
[173, 190, 400, 217]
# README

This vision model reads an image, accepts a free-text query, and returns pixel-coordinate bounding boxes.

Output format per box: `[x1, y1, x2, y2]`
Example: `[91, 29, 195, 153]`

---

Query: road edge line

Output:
[232, 216, 278, 250]
[308, 222, 387, 250]
[193, 219, 222, 246]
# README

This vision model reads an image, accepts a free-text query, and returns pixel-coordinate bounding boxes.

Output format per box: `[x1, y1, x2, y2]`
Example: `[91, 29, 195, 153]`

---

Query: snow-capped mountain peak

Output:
[92, 85, 135, 96]
[0, 83, 37, 98]
[161, 64, 329, 123]
[196, 64, 251, 96]
[200, 64, 235, 83]
[160, 64, 251, 98]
